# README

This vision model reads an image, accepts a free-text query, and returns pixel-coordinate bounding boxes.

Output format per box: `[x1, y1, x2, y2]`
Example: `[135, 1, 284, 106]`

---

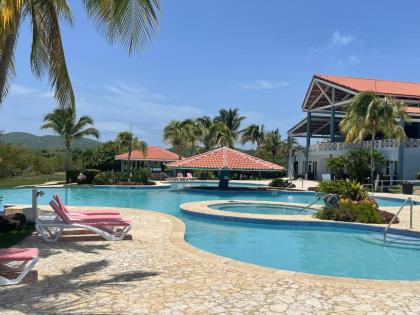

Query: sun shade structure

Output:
[167, 147, 284, 189]
[115, 146, 179, 172]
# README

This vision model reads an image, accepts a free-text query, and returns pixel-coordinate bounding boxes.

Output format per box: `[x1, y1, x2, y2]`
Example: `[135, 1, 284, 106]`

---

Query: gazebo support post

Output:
[218, 170, 230, 190]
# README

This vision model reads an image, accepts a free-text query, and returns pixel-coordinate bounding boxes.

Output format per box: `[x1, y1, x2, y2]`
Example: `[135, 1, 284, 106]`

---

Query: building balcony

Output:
[309, 138, 420, 152]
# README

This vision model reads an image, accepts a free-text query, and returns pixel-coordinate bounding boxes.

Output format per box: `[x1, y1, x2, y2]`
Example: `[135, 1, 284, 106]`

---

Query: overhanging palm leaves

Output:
[163, 120, 187, 159]
[339, 92, 410, 182]
[0, 0, 160, 109]
[240, 124, 265, 149]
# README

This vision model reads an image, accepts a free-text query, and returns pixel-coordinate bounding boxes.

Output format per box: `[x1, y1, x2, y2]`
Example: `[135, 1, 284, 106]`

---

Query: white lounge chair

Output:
[35, 201, 132, 242]
[0, 248, 39, 286]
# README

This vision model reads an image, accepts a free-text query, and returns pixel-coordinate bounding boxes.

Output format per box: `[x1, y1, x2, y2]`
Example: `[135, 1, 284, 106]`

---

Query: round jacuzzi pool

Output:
[209, 202, 315, 215]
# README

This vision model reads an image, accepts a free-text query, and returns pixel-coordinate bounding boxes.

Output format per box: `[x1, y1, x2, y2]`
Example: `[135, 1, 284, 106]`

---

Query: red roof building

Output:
[287, 74, 420, 181]
[115, 146, 179, 162]
[168, 147, 284, 171]
[115, 146, 179, 173]
[316, 74, 420, 99]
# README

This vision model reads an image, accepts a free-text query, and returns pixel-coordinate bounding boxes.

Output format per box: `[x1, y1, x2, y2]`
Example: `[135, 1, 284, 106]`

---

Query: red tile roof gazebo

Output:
[115, 146, 179, 162]
[167, 147, 284, 188]
[115, 146, 179, 173]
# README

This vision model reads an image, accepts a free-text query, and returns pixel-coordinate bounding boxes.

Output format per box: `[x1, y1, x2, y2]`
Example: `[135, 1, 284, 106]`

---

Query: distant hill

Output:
[0, 132, 102, 150]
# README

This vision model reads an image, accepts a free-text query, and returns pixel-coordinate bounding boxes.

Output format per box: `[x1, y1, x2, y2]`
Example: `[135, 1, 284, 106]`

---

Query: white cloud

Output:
[9, 84, 54, 99]
[338, 55, 361, 66]
[239, 80, 290, 90]
[75, 82, 205, 144]
[348, 55, 361, 64]
[330, 31, 355, 48]
[0, 81, 206, 146]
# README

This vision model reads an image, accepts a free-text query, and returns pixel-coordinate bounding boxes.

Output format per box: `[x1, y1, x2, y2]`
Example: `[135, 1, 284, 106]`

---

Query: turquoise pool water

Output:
[1, 183, 419, 280]
[184, 216, 420, 280]
[209, 203, 315, 215]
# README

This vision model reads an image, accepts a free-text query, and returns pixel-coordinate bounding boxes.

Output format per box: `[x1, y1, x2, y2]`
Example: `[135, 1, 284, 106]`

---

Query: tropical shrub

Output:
[93, 171, 115, 185]
[326, 156, 346, 180]
[93, 169, 152, 185]
[315, 200, 382, 223]
[316, 180, 368, 201]
[417, 171, 420, 180]
[269, 178, 285, 187]
[130, 169, 151, 183]
[66, 170, 80, 183]
[345, 149, 384, 182]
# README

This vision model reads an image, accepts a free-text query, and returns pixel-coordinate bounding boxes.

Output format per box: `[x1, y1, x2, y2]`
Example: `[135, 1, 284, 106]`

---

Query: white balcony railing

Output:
[309, 138, 420, 152]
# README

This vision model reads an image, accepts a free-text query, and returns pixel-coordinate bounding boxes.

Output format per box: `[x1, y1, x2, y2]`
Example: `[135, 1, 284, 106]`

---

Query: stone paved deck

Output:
[2, 206, 420, 314]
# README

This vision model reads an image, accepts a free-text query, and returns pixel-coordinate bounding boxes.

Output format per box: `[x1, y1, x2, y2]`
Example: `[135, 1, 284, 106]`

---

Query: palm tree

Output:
[182, 119, 202, 156]
[196, 116, 216, 151]
[0, 0, 160, 109]
[262, 129, 282, 162]
[339, 92, 409, 183]
[116, 131, 147, 180]
[240, 124, 265, 150]
[213, 108, 245, 146]
[163, 120, 188, 159]
[211, 122, 236, 148]
[41, 107, 99, 181]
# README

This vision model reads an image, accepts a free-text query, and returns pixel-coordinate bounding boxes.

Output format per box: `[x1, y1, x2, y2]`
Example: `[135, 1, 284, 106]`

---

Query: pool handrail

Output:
[383, 197, 413, 242]
[298, 195, 323, 213]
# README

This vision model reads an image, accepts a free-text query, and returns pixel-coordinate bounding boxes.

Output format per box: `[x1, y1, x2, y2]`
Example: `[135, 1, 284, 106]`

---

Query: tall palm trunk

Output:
[370, 131, 376, 184]
[177, 146, 182, 160]
[0, 11, 21, 102]
[64, 140, 71, 183]
[127, 150, 132, 182]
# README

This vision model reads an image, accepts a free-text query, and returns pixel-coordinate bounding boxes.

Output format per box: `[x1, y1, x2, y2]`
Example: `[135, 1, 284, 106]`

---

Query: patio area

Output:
[2, 206, 420, 314]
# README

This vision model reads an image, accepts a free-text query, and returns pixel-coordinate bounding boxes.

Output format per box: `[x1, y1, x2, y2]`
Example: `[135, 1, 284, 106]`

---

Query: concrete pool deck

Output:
[2, 204, 420, 314]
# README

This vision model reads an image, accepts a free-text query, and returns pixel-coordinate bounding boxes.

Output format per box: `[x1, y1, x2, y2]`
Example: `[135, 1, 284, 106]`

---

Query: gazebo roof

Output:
[167, 147, 284, 171]
[115, 146, 179, 162]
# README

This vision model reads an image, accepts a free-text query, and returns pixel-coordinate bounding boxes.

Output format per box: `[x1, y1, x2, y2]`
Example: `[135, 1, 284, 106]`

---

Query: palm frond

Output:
[83, 0, 160, 55]
[29, 0, 75, 109]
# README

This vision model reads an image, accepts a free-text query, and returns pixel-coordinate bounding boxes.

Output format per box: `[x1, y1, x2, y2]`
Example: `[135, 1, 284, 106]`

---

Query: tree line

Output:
[163, 108, 302, 166]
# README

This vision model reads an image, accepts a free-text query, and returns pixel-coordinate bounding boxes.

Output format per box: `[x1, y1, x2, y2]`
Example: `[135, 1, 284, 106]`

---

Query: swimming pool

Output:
[0, 183, 419, 280]
[209, 202, 315, 215]
[183, 216, 420, 280]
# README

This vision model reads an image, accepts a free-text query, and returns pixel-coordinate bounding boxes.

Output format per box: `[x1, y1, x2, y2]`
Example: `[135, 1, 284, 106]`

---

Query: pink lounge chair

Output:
[35, 201, 132, 242]
[54, 195, 121, 217]
[186, 173, 196, 181]
[0, 248, 39, 286]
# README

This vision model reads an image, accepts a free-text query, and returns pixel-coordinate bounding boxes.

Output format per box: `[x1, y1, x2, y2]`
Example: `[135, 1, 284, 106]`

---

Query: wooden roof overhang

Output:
[287, 113, 343, 138]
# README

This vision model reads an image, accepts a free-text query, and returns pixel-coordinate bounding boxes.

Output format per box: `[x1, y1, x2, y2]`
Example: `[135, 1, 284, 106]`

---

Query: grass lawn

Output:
[388, 185, 420, 194]
[0, 173, 65, 188]
[0, 224, 35, 248]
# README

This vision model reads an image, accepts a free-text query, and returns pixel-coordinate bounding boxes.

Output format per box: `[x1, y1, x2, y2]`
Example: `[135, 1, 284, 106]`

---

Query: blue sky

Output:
[2, 0, 420, 146]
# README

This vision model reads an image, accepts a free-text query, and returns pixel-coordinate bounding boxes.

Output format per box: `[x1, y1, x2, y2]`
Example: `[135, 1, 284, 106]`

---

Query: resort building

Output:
[115, 146, 179, 172]
[288, 74, 420, 180]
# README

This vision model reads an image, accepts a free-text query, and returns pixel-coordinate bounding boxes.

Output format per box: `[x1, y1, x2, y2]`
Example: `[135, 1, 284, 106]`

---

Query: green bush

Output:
[269, 178, 285, 187]
[93, 169, 151, 185]
[315, 200, 382, 223]
[130, 168, 151, 183]
[417, 172, 420, 180]
[79, 169, 100, 184]
[316, 179, 368, 201]
[66, 170, 79, 183]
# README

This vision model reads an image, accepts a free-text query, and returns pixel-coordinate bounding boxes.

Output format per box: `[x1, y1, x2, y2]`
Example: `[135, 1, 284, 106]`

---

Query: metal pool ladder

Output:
[383, 197, 414, 243]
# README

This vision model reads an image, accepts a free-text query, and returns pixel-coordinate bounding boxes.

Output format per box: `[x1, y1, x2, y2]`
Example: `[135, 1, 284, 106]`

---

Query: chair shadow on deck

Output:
[0, 259, 160, 314]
